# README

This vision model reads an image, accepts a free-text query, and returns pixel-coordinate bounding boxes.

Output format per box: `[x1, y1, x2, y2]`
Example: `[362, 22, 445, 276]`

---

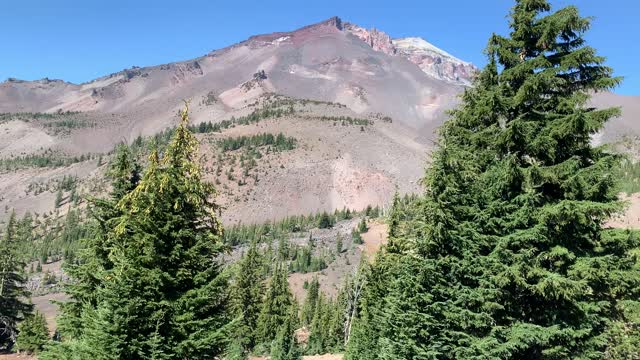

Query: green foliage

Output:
[43, 105, 231, 358]
[218, 133, 296, 152]
[0, 111, 92, 136]
[14, 311, 49, 354]
[230, 240, 266, 351]
[310, 115, 372, 127]
[0, 212, 33, 351]
[225, 337, 248, 360]
[0, 151, 95, 171]
[10, 207, 91, 270]
[223, 208, 364, 247]
[317, 212, 334, 229]
[617, 158, 640, 194]
[348, 1, 640, 358]
[336, 233, 343, 254]
[256, 262, 294, 346]
[350, 230, 363, 245]
[270, 308, 302, 360]
[288, 242, 328, 274]
[301, 277, 320, 327]
[191, 105, 295, 135]
[107, 144, 142, 200]
[357, 218, 367, 234]
[54, 189, 63, 208]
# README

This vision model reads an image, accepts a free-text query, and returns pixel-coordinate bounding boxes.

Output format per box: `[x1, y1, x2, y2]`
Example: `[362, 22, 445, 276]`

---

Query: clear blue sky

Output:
[1, 0, 638, 95]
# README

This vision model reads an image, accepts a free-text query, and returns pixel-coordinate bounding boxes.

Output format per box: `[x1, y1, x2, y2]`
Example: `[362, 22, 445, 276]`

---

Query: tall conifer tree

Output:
[348, 1, 640, 358]
[230, 239, 266, 352]
[256, 262, 294, 346]
[0, 212, 33, 351]
[43, 104, 231, 359]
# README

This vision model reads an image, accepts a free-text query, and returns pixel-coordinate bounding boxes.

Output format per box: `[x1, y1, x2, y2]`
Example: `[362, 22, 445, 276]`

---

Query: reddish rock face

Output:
[343, 22, 476, 85]
[208, 16, 475, 85]
[344, 23, 396, 56]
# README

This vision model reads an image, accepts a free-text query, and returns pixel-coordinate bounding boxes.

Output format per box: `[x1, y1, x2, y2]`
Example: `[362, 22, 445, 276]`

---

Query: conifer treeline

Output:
[218, 133, 297, 152]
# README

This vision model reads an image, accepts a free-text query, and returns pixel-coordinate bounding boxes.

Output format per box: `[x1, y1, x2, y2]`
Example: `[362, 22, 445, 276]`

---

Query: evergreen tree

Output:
[357, 218, 367, 234]
[14, 311, 49, 354]
[53, 141, 142, 341]
[317, 212, 333, 229]
[225, 336, 248, 360]
[230, 239, 265, 351]
[43, 104, 231, 359]
[348, 1, 640, 358]
[256, 262, 294, 346]
[54, 189, 63, 208]
[270, 308, 302, 360]
[307, 293, 327, 355]
[107, 143, 141, 200]
[301, 276, 320, 326]
[0, 212, 33, 351]
[387, 192, 401, 239]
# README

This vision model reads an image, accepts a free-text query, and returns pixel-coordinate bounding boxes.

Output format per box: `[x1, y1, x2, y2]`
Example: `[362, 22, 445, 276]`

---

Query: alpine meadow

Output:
[0, 1, 638, 359]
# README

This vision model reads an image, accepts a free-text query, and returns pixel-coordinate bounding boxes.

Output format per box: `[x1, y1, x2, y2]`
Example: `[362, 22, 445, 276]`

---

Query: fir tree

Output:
[307, 293, 327, 355]
[14, 311, 49, 354]
[0, 212, 33, 351]
[107, 143, 141, 200]
[43, 104, 231, 358]
[54, 189, 63, 208]
[270, 307, 302, 360]
[317, 212, 333, 229]
[225, 337, 248, 360]
[301, 276, 320, 327]
[53, 141, 143, 341]
[256, 262, 294, 346]
[230, 239, 265, 351]
[348, 1, 640, 358]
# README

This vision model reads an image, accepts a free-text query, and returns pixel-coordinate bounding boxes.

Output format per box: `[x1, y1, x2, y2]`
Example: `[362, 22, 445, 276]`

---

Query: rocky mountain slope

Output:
[0, 17, 638, 224]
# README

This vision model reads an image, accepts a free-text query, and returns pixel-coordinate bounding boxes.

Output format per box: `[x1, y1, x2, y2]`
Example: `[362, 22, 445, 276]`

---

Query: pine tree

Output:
[348, 1, 640, 358]
[317, 212, 332, 229]
[0, 212, 33, 351]
[336, 233, 343, 254]
[53, 142, 142, 341]
[225, 337, 248, 360]
[307, 293, 327, 355]
[357, 218, 367, 234]
[270, 307, 302, 360]
[301, 276, 320, 326]
[230, 239, 265, 351]
[256, 262, 294, 346]
[43, 104, 231, 358]
[107, 143, 141, 201]
[54, 189, 63, 208]
[466, 1, 640, 357]
[14, 311, 49, 354]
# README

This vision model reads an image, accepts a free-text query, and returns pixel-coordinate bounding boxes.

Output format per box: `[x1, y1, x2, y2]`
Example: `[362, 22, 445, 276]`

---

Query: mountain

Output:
[0, 17, 637, 224]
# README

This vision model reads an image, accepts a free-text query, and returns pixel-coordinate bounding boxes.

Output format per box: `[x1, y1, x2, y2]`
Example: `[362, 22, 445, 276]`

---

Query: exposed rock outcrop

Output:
[343, 21, 476, 85]
[393, 37, 476, 85]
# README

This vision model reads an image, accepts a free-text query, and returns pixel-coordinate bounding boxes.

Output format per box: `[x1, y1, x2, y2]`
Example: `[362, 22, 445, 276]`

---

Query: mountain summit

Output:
[0, 16, 636, 224]
[0, 17, 473, 140]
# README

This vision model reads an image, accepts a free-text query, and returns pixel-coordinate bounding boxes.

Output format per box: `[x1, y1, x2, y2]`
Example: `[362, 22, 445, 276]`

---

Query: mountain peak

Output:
[316, 16, 343, 30]
[393, 37, 467, 64]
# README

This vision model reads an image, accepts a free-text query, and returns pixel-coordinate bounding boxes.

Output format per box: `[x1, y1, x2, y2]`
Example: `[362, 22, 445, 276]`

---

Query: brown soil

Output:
[360, 220, 388, 259]
[608, 193, 640, 229]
